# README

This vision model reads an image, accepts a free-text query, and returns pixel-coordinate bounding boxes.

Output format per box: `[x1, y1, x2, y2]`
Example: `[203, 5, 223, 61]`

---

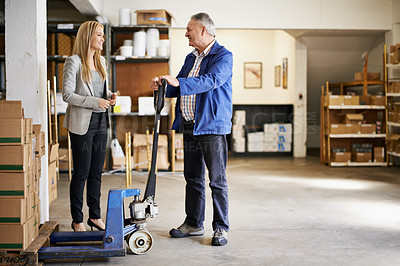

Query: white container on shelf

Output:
[133, 30, 146, 57]
[157, 39, 170, 57]
[138, 97, 170, 115]
[120, 46, 133, 57]
[114, 96, 132, 113]
[146, 28, 159, 57]
[123, 39, 133, 46]
[119, 9, 131, 25]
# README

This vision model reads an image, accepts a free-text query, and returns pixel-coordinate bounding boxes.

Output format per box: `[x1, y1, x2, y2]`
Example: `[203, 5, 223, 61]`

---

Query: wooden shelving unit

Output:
[385, 44, 400, 166]
[320, 53, 387, 167]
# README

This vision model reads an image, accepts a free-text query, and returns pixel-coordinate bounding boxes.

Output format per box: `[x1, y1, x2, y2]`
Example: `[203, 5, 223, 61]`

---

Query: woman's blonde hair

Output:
[73, 21, 106, 83]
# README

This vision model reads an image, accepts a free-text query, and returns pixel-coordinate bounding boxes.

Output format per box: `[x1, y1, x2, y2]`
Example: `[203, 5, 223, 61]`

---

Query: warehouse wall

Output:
[303, 33, 386, 148]
[169, 29, 296, 105]
[95, 0, 392, 31]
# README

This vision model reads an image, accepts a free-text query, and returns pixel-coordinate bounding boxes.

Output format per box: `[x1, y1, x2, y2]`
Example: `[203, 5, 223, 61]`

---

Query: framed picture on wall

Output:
[274, 65, 281, 87]
[244, 62, 262, 88]
[282, 58, 288, 89]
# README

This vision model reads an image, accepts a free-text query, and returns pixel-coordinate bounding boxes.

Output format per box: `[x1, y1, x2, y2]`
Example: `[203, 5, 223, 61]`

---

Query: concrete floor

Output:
[47, 156, 400, 265]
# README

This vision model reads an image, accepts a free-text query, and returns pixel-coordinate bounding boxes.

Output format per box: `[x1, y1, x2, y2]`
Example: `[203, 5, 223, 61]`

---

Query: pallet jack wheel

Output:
[127, 229, 153, 255]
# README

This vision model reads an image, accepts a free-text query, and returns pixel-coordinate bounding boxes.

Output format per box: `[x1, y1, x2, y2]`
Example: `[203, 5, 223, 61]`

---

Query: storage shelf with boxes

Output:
[320, 71, 387, 166]
[386, 43, 400, 166]
[0, 101, 42, 251]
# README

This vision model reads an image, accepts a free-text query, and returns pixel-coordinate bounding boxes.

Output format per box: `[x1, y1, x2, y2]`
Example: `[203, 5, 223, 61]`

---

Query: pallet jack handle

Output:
[143, 79, 167, 200]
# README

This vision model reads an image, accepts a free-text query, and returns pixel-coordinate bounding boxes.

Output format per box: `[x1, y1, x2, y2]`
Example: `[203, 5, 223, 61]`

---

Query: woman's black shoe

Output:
[87, 218, 105, 231]
[71, 221, 76, 232]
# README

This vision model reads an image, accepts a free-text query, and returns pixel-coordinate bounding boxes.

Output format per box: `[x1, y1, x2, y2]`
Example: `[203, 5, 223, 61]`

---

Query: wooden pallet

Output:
[0, 221, 58, 266]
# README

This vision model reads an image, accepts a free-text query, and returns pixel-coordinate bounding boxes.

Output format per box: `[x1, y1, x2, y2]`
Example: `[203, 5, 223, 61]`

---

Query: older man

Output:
[151, 12, 233, 246]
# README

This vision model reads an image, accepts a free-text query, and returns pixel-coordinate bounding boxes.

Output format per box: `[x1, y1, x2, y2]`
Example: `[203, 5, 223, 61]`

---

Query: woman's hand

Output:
[108, 93, 117, 106]
[99, 98, 111, 110]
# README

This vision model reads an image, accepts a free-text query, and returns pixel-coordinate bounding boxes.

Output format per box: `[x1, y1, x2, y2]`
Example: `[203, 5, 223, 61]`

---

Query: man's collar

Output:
[192, 39, 216, 56]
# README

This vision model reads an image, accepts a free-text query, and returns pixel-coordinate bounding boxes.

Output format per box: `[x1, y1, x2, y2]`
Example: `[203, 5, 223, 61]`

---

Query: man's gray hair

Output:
[191, 12, 216, 37]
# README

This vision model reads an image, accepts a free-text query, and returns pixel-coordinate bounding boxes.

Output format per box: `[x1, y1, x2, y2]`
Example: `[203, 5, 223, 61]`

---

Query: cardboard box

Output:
[34, 157, 41, 181]
[264, 142, 278, 152]
[351, 152, 372, 162]
[0, 212, 39, 251]
[388, 112, 396, 122]
[33, 124, 45, 157]
[370, 96, 385, 106]
[0, 145, 30, 172]
[271, 123, 292, 134]
[392, 82, 400, 93]
[354, 72, 380, 81]
[248, 132, 264, 142]
[0, 191, 37, 224]
[396, 44, 400, 62]
[0, 172, 32, 198]
[24, 118, 32, 144]
[48, 161, 58, 204]
[278, 134, 292, 143]
[390, 55, 398, 64]
[329, 95, 344, 105]
[387, 134, 400, 152]
[133, 134, 169, 170]
[344, 95, 359, 105]
[264, 133, 279, 142]
[0, 118, 25, 145]
[345, 114, 363, 124]
[175, 133, 183, 149]
[176, 149, 184, 160]
[388, 64, 400, 79]
[277, 143, 291, 152]
[0, 101, 23, 119]
[48, 143, 59, 162]
[247, 141, 264, 152]
[331, 152, 351, 162]
[345, 124, 361, 134]
[136, 9, 173, 25]
[360, 124, 376, 134]
[390, 45, 396, 53]
[374, 147, 385, 162]
[359, 95, 370, 105]
[329, 124, 346, 134]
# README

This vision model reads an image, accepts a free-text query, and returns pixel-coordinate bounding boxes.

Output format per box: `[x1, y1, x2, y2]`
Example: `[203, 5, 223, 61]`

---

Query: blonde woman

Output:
[63, 21, 116, 232]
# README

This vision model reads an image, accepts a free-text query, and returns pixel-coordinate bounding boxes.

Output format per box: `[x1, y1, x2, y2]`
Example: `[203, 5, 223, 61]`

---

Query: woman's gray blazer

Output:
[62, 54, 112, 135]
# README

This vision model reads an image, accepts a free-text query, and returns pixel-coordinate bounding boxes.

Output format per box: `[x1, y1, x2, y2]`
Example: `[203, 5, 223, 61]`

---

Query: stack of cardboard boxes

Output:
[387, 134, 400, 155]
[133, 133, 169, 170]
[48, 143, 58, 205]
[0, 101, 41, 251]
[231, 110, 246, 153]
[389, 43, 400, 64]
[174, 133, 184, 171]
[388, 104, 400, 124]
[264, 123, 292, 152]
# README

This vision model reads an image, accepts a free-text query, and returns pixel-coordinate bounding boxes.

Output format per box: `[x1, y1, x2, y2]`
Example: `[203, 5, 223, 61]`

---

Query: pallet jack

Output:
[38, 79, 168, 259]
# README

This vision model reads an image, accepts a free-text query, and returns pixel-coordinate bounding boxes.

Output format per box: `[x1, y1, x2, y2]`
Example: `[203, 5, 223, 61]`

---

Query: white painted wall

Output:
[5, 0, 49, 222]
[169, 28, 306, 156]
[170, 29, 296, 104]
[303, 33, 385, 148]
[93, 0, 392, 30]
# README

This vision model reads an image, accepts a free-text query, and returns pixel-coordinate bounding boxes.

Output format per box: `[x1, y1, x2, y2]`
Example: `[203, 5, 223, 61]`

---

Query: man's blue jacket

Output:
[166, 41, 233, 135]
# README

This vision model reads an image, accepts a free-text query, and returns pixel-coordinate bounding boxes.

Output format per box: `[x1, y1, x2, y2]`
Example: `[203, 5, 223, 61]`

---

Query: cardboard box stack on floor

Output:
[231, 110, 246, 153]
[174, 133, 184, 171]
[0, 101, 41, 251]
[133, 133, 169, 170]
[264, 123, 293, 152]
[48, 142, 58, 204]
